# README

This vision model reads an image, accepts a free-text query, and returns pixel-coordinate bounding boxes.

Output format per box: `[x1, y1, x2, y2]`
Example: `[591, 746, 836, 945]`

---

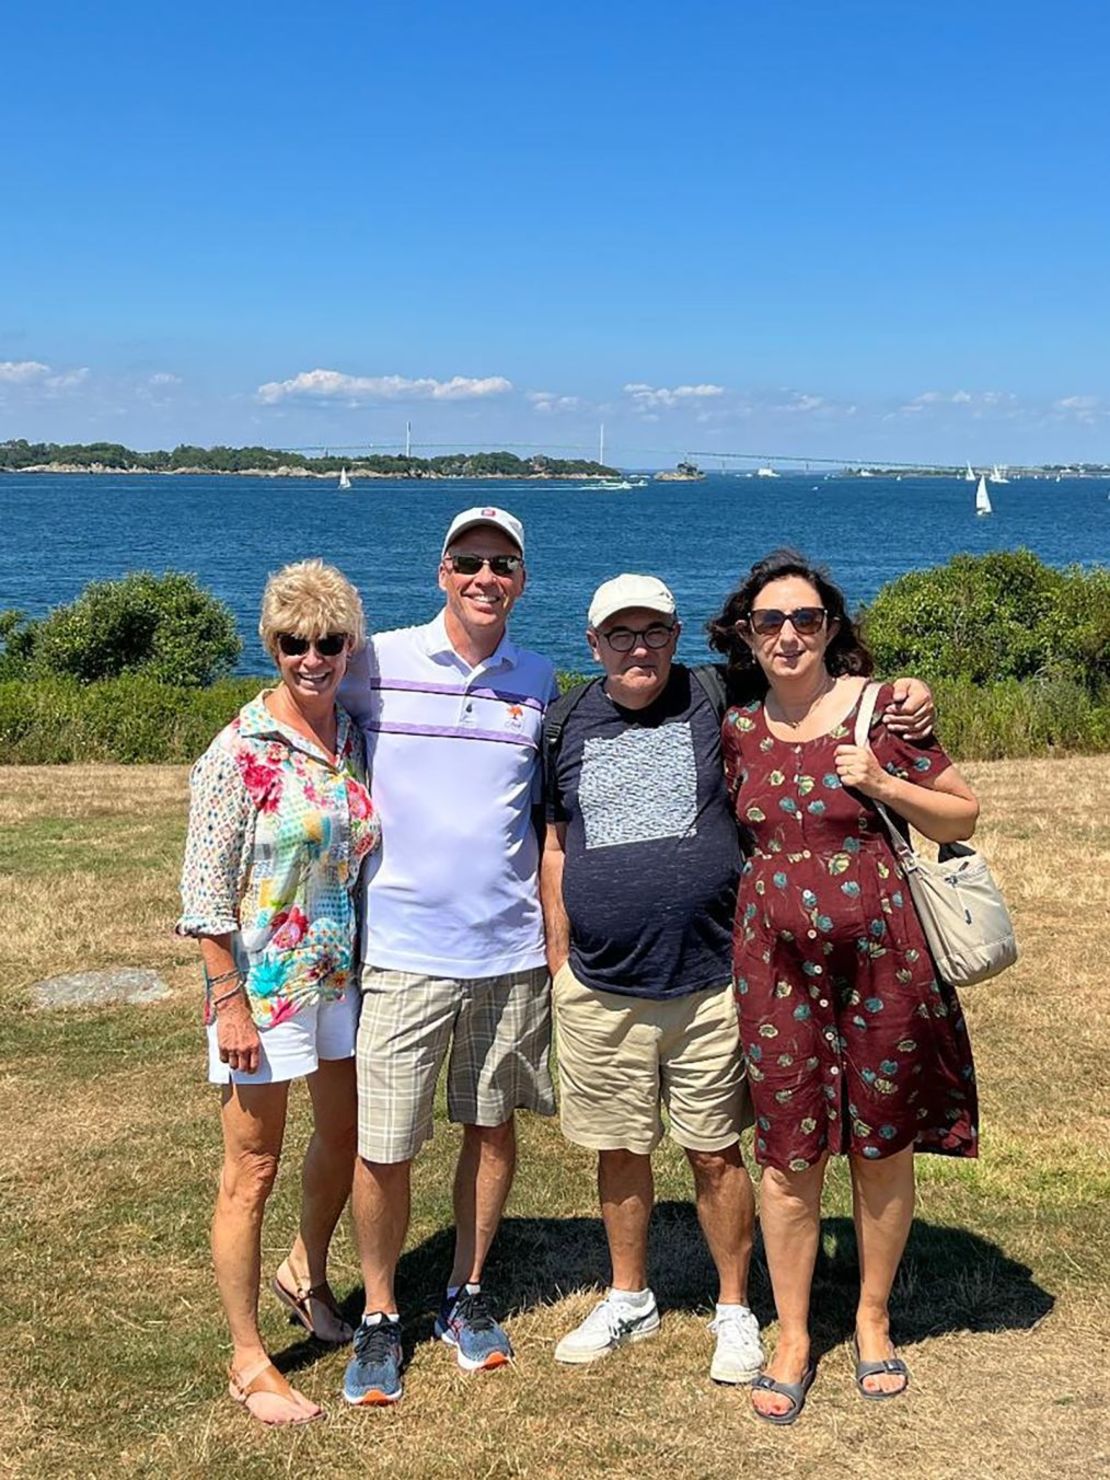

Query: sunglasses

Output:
[601, 623, 676, 653]
[276, 632, 348, 657]
[445, 553, 523, 577]
[744, 606, 828, 637]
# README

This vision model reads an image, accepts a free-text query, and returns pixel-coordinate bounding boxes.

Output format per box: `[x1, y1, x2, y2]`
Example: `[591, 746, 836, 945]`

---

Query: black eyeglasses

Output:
[276, 632, 349, 657]
[445, 553, 523, 577]
[601, 623, 676, 653]
[743, 607, 828, 637]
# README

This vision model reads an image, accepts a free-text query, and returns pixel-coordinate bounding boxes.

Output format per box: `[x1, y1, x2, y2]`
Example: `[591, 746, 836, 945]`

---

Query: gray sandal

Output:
[853, 1340, 910, 1400]
[750, 1361, 817, 1426]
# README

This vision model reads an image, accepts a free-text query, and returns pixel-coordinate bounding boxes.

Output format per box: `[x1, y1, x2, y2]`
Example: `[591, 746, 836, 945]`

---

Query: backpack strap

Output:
[691, 662, 730, 721]
[543, 677, 601, 815]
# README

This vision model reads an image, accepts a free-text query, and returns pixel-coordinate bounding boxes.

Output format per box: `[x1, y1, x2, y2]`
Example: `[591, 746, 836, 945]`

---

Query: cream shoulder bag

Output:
[855, 683, 1018, 987]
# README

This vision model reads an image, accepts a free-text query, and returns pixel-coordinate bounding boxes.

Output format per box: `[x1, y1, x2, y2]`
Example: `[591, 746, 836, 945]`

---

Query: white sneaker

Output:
[554, 1293, 661, 1365]
[708, 1306, 764, 1384]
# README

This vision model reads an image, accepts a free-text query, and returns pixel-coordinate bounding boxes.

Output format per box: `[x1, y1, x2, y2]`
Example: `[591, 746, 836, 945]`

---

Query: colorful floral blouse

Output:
[177, 692, 381, 1028]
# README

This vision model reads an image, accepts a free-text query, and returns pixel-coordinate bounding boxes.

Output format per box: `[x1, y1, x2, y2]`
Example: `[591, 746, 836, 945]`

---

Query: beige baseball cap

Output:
[441, 506, 525, 557]
[588, 574, 677, 629]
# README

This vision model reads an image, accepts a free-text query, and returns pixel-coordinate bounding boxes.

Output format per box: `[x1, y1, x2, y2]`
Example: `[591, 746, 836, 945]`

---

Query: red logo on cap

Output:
[481, 507, 497, 517]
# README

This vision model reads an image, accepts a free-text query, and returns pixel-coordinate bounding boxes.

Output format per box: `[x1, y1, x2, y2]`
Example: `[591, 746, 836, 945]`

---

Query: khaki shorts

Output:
[356, 964, 554, 1163]
[553, 964, 750, 1155]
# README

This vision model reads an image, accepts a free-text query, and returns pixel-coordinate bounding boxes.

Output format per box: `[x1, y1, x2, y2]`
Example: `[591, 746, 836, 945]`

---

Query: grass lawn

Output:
[1, 760, 1108, 1478]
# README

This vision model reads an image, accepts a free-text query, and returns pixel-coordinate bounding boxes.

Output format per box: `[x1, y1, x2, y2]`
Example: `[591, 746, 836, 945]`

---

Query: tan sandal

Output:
[228, 1358, 325, 1426]
[272, 1264, 353, 1345]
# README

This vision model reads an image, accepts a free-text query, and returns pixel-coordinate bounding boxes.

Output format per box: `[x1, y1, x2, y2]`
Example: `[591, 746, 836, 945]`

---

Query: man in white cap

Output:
[542, 575, 933, 1383]
[338, 507, 557, 1406]
[540, 573, 765, 1382]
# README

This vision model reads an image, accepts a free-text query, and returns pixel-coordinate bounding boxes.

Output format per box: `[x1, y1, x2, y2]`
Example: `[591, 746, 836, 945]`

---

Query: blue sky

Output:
[3, 0, 1108, 464]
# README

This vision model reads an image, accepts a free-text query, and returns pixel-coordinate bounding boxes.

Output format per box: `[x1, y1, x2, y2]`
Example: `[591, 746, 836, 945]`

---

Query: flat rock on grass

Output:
[31, 968, 171, 1012]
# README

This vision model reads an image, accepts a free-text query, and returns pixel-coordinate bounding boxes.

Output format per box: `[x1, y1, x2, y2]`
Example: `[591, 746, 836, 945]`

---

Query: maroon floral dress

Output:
[721, 682, 978, 1173]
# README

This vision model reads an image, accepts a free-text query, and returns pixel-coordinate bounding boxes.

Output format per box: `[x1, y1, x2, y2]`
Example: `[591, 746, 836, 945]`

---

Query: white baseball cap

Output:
[588, 574, 677, 629]
[441, 506, 525, 558]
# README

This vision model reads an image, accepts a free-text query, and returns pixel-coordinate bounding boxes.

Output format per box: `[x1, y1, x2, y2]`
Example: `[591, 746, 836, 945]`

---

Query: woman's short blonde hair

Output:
[258, 559, 367, 660]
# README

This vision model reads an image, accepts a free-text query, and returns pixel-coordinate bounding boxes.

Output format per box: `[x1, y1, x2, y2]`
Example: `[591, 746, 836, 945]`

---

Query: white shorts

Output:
[206, 991, 360, 1086]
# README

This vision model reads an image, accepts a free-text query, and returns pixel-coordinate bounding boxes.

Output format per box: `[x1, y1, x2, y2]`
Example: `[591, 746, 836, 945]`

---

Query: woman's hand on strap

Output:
[881, 677, 934, 739]
[833, 742, 892, 801]
[216, 993, 262, 1076]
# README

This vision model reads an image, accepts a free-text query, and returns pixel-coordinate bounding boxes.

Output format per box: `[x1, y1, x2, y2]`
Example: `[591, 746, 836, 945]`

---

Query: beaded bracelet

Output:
[212, 982, 247, 1008]
[205, 965, 243, 989]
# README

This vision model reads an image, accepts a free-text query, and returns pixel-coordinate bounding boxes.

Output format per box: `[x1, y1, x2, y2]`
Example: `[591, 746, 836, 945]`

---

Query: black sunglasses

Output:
[445, 553, 523, 577]
[601, 623, 676, 653]
[276, 632, 349, 657]
[743, 606, 828, 637]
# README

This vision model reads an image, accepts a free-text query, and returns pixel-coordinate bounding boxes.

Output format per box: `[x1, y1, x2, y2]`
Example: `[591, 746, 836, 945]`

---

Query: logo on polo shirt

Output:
[505, 703, 524, 730]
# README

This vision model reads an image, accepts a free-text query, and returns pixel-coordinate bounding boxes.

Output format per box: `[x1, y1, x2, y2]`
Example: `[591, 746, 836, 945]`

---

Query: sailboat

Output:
[338, 467, 352, 490]
[964, 462, 976, 482]
[989, 464, 1009, 484]
[975, 474, 992, 516]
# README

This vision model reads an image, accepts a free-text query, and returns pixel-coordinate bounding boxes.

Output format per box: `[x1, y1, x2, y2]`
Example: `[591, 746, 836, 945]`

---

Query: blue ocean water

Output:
[5, 471, 1108, 675]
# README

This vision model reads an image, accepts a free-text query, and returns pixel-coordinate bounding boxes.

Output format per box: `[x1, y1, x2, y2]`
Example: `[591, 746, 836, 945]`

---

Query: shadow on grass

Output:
[274, 1203, 1054, 1374]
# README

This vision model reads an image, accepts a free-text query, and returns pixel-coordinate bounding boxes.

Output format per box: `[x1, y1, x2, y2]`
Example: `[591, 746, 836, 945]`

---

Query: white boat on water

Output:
[975, 474, 993, 516]
[756, 466, 779, 478]
[989, 464, 1009, 484]
[592, 478, 634, 490]
[964, 462, 976, 482]
[338, 467, 352, 490]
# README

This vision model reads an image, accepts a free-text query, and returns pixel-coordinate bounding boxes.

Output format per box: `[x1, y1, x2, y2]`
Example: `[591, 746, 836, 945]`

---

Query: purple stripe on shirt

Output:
[369, 677, 545, 711]
[367, 720, 539, 749]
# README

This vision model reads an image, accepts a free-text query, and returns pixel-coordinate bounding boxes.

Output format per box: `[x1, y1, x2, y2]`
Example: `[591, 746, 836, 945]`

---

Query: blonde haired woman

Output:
[178, 560, 380, 1426]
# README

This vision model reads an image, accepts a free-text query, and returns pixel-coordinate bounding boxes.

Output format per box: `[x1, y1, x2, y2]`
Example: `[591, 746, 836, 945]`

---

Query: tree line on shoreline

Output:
[0, 439, 615, 479]
[0, 552, 1107, 762]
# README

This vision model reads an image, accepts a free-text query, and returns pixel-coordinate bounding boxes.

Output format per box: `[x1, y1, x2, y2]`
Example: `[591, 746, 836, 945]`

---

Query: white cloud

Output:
[0, 360, 50, 383]
[896, 389, 1017, 416]
[527, 390, 584, 414]
[1054, 395, 1099, 411]
[773, 392, 829, 414]
[149, 371, 182, 386]
[256, 368, 513, 405]
[623, 382, 726, 411]
[45, 367, 90, 390]
[1052, 394, 1104, 425]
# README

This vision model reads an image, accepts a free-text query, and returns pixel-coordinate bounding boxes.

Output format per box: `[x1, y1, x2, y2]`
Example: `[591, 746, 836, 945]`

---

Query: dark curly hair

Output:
[706, 548, 874, 700]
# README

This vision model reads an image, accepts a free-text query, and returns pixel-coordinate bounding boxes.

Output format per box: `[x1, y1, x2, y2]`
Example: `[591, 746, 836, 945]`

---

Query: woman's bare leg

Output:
[752, 1156, 827, 1418]
[850, 1145, 915, 1394]
[213, 1080, 320, 1419]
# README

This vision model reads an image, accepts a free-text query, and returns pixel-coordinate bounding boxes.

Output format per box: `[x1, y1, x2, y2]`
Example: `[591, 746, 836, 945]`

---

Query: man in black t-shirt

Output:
[541, 574, 764, 1385]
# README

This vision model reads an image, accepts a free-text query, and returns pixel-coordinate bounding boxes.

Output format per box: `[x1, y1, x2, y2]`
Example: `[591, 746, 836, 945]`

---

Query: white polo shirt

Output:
[339, 613, 558, 978]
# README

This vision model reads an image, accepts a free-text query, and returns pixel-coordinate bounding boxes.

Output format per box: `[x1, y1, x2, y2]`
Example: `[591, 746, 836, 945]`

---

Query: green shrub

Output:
[26, 571, 241, 687]
[0, 676, 260, 764]
[862, 551, 1110, 689]
[1, 672, 1107, 765]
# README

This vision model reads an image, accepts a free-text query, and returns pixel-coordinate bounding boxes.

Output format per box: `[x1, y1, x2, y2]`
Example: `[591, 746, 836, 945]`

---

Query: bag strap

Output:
[543, 676, 601, 813]
[691, 661, 730, 721]
[853, 681, 919, 869]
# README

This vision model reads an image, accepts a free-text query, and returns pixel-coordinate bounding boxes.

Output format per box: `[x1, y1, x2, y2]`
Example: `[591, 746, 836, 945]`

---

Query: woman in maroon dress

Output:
[708, 550, 980, 1425]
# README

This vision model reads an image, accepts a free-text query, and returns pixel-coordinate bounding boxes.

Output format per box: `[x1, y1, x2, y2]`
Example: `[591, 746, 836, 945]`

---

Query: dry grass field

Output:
[0, 759, 1108, 1479]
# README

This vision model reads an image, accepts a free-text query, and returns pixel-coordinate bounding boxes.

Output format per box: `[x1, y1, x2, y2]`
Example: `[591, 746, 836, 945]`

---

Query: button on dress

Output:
[721, 684, 978, 1172]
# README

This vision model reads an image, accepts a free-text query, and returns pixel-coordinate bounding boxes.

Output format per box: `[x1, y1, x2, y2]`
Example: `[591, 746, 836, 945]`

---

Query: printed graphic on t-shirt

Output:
[579, 722, 697, 849]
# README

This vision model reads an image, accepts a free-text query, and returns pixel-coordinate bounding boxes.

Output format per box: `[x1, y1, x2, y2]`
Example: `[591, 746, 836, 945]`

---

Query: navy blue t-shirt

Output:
[546, 665, 740, 1000]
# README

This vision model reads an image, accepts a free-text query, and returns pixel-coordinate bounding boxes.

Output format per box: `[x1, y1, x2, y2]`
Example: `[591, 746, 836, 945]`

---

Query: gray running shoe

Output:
[554, 1293, 661, 1365]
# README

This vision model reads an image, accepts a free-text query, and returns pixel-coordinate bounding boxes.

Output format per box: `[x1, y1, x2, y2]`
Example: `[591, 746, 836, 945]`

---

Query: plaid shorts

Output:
[356, 964, 554, 1163]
